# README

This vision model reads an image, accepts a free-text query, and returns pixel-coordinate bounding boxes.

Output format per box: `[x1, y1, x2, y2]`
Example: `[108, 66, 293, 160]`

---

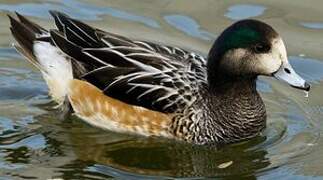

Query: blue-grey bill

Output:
[273, 61, 310, 91]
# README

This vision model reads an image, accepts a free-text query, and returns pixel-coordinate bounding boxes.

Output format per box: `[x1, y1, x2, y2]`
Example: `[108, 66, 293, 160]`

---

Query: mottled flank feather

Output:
[68, 79, 172, 137]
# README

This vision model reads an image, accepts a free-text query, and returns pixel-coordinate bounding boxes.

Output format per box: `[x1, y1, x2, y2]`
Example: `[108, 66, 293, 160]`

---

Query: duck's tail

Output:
[8, 12, 73, 108]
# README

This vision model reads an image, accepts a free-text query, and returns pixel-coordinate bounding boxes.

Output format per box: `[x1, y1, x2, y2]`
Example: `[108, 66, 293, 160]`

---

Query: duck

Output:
[8, 11, 310, 145]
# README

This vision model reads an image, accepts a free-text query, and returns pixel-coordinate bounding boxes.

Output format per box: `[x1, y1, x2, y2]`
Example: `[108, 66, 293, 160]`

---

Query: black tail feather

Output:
[8, 13, 48, 66]
[8, 14, 36, 57]
[15, 12, 47, 34]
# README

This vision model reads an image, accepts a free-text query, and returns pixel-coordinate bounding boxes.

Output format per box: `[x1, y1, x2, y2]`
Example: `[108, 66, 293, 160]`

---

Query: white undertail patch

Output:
[33, 41, 73, 105]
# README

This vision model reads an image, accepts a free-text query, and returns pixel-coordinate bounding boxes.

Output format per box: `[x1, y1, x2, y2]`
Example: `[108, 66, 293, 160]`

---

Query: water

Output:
[0, 0, 323, 179]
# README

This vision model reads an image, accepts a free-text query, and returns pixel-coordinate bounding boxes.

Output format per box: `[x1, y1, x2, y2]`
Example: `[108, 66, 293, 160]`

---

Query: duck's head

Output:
[207, 19, 310, 91]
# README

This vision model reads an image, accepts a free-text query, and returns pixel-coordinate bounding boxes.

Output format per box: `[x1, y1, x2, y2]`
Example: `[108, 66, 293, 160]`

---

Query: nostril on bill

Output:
[284, 68, 291, 74]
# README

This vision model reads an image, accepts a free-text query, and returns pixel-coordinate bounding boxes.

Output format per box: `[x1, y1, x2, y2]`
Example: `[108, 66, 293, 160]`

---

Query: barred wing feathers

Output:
[49, 11, 207, 113]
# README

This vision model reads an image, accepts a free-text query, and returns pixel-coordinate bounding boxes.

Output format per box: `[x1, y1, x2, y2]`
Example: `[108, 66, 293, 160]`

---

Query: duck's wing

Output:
[81, 48, 207, 113]
[49, 11, 207, 113]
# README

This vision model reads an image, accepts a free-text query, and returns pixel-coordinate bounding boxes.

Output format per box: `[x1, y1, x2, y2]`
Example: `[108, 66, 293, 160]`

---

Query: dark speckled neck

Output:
[194, 78, 266, 145]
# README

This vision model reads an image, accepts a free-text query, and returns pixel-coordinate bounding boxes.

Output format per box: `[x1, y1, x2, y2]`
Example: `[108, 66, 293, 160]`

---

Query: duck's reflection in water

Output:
[64, 128, 270, 178]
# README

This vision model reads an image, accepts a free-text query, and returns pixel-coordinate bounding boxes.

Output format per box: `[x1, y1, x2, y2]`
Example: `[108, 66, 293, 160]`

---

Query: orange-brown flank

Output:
[68, 79, 173, 137]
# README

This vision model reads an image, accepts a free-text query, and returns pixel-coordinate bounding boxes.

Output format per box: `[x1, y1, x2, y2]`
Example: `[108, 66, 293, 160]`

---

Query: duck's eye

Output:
[254, 43, 270, 53]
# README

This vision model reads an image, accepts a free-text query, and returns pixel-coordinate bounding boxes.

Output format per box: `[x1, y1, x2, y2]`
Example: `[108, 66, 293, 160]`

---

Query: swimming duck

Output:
[8, 11, 310, 145]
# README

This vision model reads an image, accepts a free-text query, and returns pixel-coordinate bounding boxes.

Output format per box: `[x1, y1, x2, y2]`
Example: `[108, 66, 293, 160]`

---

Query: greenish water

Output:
[0, 0, 323, 179]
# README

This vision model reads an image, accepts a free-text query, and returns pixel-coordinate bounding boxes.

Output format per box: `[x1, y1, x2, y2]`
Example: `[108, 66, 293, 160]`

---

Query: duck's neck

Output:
[196, 76, 266, 145]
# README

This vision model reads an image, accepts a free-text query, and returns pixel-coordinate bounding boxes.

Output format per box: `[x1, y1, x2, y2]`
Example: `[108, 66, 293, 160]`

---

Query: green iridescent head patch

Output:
[223, 27, 261, 51]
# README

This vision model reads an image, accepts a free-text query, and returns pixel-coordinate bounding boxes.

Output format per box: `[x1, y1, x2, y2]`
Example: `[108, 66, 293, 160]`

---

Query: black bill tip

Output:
[291, 82, 310, 91]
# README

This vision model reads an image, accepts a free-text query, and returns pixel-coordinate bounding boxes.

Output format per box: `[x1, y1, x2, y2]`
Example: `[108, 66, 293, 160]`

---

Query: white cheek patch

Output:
[255, 38, 287, 75]
[255, 53, 281, 74]
[220, 38, 289, 75]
